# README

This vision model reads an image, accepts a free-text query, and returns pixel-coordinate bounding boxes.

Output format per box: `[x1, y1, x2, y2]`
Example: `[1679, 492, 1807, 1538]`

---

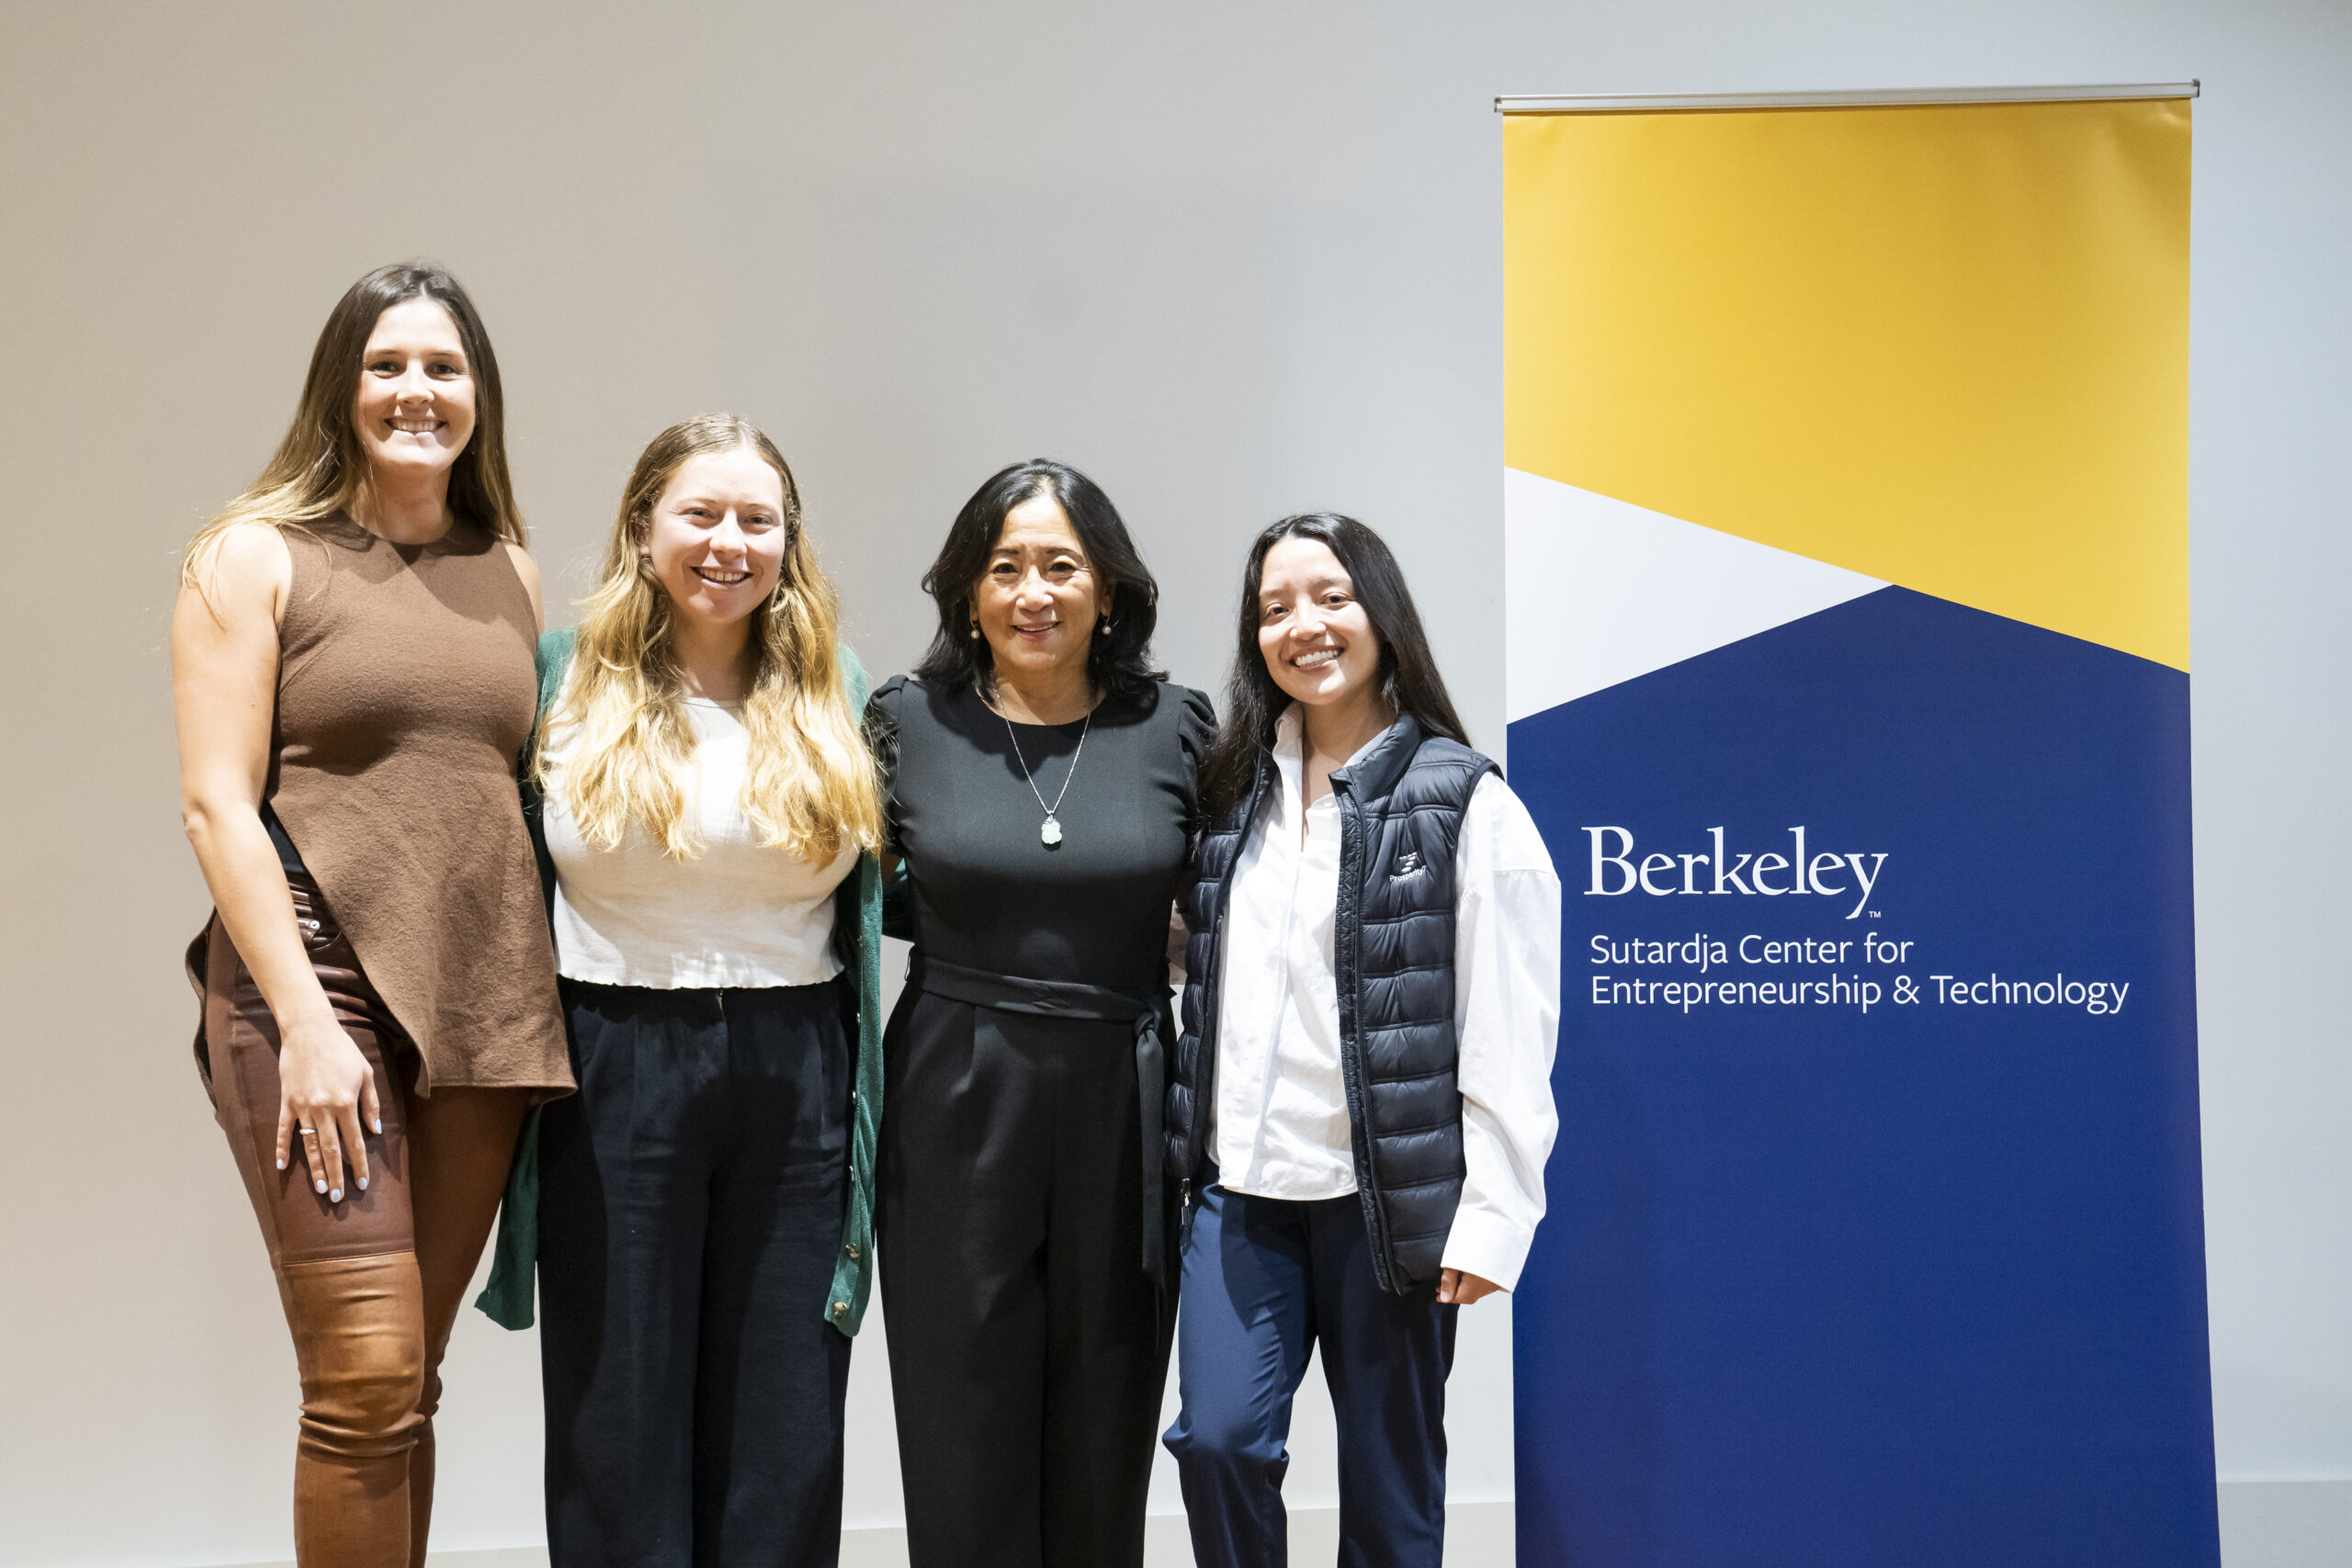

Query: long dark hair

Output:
[912, 459, 1165, 701]
[184, 261, 522, 589]
[1199, 513, 1470, 813]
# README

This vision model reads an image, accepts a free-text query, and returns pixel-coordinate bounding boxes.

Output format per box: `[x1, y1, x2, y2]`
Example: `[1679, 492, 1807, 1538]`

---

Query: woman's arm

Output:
[174, 525, 379, 1201]
[1166, 899, 1190, 990]
[864, 679, 915, 937]
[1438, 773, 1564, 1305]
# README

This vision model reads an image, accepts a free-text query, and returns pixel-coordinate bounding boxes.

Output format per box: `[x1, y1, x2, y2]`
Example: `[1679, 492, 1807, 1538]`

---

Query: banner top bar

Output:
[1495, 82, 2199, 114]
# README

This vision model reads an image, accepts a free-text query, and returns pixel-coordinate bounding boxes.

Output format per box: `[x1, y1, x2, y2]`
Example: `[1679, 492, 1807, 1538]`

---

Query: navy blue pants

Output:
[1162, 1176, 1457, 1568]
[537, 978, 854, 1568]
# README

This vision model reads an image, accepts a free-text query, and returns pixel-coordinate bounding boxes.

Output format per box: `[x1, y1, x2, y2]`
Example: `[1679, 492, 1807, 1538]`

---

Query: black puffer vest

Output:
[1165, 715, 1498, 1292]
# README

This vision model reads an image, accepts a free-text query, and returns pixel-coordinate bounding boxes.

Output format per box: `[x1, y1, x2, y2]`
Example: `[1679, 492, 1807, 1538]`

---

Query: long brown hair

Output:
[541, 414, 884, 863]
[183, 261, 523, 589]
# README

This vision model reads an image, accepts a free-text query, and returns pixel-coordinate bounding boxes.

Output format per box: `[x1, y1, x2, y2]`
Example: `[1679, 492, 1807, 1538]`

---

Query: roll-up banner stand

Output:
[1500, 85, 2212, 1566]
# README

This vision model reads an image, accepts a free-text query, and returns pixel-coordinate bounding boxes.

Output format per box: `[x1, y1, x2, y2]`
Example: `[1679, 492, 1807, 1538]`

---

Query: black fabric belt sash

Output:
[907, 954, 1172, 1289]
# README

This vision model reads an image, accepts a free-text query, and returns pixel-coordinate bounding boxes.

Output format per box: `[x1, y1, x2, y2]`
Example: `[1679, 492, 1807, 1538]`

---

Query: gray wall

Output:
[1, 2, 2345, 1562]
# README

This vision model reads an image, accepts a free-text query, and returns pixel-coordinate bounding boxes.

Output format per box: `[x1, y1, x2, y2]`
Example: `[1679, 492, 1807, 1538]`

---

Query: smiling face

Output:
[351, 296, 476, 485]
[1257, 535, 1386, 716]
[640, 446, 792, 633]
[973, 490, 1112, 687]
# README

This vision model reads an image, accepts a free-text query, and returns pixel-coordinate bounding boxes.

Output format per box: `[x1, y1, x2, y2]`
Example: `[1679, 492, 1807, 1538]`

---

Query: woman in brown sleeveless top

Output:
[172, 262, 571, 1568]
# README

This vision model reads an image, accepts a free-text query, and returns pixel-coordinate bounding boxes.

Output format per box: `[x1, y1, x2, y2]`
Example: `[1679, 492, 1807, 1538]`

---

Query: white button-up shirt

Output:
[1211, 706, 1562, 1290]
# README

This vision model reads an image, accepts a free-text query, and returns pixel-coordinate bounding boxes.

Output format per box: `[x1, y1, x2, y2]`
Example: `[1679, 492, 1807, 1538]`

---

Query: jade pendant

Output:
[1041, 816, 1064, 848]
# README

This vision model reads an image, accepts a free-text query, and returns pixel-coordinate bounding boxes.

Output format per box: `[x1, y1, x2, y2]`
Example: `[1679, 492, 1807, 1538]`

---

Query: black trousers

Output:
[879, 987, 1174, 1568]
[538, 978, 854, 1568]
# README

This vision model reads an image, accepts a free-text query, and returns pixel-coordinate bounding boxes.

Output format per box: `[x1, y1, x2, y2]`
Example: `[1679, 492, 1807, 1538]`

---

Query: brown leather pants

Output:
[195, 872, 528, 1568]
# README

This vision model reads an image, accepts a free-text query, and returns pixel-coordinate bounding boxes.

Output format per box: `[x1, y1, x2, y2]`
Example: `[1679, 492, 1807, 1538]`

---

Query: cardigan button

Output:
[831, 1301, 848, 1317]
[845, 1244, 861, 1259]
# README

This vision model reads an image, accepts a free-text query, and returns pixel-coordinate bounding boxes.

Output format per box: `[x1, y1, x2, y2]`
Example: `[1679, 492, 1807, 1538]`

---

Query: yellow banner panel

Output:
[1504, 99, 2190, 669]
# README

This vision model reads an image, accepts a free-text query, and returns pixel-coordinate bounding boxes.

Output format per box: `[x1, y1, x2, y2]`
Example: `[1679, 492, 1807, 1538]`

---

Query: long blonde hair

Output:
[546, 414, 883, 863]
[183, 262, 524, 590]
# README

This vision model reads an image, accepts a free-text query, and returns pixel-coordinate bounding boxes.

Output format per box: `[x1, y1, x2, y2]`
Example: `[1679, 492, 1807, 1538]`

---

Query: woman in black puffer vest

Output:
[1161, 513, 1563, 1568]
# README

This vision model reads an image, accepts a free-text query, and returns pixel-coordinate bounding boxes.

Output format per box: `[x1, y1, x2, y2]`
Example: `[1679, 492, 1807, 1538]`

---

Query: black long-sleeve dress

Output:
[868, 672, 1214, 1568]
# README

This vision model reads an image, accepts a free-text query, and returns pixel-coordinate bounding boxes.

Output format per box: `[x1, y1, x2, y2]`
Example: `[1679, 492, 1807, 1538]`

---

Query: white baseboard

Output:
[400, 1502, 1511, 1568]
[1146, 1500, 1511, 1568]
[261, 1486, 2352, 1568]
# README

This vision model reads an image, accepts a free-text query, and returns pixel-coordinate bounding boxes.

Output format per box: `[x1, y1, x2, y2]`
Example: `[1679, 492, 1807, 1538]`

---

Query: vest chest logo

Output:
[1391, 850, 1428, 879]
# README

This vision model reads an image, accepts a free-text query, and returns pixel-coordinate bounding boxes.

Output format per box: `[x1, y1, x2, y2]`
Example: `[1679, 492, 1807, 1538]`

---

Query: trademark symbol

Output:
[1869, 910, 1882, 919]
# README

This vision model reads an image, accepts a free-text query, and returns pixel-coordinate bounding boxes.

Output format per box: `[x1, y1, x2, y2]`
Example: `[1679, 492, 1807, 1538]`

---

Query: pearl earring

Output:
[968, 621, 980, 640]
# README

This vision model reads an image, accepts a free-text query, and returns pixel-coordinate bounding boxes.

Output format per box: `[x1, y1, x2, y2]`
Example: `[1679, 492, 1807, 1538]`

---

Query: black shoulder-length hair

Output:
[1198, 512, 1471, 813]
[912, 458, 1166, 701]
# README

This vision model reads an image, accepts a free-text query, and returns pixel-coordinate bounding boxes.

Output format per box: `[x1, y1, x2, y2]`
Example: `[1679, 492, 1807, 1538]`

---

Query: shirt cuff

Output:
[1440, 1206, 1535, 1292]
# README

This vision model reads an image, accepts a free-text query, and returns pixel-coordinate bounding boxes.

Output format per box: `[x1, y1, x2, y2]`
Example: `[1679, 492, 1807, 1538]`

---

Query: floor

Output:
[2216, 1482, 2352, 1568]
[245, 1483, 2352, 1567]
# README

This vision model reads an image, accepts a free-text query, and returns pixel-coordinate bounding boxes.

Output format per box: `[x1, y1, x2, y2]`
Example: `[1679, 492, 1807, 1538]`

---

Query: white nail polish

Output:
[329, 1189, 342, 1201]
[314, 1179, 326, 1193]
[357, 1177, 368, 1190]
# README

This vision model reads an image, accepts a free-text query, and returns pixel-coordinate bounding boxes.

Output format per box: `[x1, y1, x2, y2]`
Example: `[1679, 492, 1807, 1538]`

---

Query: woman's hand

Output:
[1437, 1268, 1503, 1306]
[178, 525, 378, 1205]
[274, 1013, 382, 1202]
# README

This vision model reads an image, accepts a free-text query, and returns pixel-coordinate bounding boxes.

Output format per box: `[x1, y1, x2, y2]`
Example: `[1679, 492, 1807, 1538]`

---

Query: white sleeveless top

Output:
[541, 700, 855, 989]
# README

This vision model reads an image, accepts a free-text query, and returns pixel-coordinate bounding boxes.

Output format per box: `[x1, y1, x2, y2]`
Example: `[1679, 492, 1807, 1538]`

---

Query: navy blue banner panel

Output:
[1507, 589, 2214, 1566]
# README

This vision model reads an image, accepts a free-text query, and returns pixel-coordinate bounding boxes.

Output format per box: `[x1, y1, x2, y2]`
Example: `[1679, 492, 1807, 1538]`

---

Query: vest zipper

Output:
[1331, 774, 1400, 1293]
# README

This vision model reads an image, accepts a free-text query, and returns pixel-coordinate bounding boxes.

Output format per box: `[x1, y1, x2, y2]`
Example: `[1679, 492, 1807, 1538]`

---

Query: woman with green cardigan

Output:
[476, 415, 888, 1568]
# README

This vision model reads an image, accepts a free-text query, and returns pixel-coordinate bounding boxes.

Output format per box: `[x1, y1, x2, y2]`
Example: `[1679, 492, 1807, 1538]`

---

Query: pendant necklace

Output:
[1002, 705, 1091, 849]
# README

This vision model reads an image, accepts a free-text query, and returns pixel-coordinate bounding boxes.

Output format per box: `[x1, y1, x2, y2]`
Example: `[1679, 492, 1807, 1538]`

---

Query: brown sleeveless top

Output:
[264, 515, 570, 1095]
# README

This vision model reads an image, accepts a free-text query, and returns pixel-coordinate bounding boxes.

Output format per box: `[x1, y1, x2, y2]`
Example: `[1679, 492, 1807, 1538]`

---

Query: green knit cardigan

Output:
[472, 626, 888, 1337]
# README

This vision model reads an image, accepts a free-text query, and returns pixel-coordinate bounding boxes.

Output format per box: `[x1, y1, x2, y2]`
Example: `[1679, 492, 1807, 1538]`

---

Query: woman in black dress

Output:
[869, 459, 1213, 1568]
